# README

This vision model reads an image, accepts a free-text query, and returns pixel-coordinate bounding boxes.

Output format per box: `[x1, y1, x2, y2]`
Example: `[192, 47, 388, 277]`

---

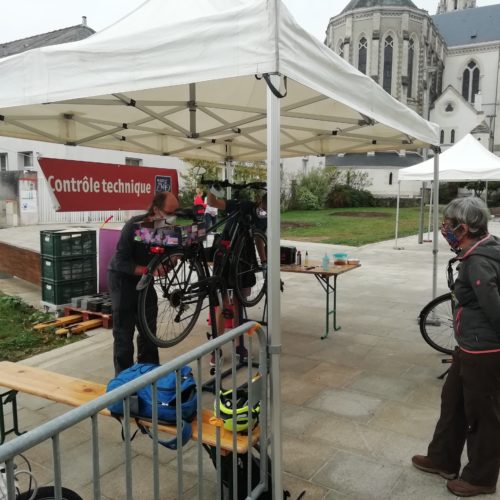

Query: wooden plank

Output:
[281, 262, 360, 276]
[55, 318, 103, 335]
[0, 362, 257, 453]
[33, 314, 83, 331]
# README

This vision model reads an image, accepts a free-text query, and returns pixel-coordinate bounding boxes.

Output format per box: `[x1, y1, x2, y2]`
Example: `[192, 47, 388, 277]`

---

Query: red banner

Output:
[38, 158, 179, 212]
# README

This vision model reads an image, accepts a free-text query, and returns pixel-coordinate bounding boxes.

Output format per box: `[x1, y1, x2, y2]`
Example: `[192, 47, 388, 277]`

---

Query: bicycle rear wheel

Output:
[137, 250, 205, 348]
[233, 229, 267, 308]
[419, 292, 456, 355]
[17, 486, 83, 500]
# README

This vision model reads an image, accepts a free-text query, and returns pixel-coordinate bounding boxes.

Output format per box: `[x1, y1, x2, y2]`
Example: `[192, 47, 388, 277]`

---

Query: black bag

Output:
[204, 446, 305, 499]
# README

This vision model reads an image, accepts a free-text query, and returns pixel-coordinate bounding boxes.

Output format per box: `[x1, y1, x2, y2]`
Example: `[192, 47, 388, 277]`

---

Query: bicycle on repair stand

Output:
[135, 179, 268, 364]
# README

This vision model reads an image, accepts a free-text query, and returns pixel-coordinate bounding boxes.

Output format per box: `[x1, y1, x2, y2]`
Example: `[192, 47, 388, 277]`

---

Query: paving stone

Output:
[312, 450, 403, 499]
[347, 373, 418, 401]
[306, 388, 383, 422]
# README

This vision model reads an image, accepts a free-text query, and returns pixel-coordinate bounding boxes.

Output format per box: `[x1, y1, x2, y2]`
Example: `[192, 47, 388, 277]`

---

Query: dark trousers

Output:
[427, 349, 500, 486]
[108, 270, 159, 375]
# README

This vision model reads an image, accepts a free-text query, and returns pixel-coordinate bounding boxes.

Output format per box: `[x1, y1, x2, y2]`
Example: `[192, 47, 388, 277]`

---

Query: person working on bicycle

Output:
[207, 187, 267, 366]
[108, 191, 179, 375]
[412, 196, 500, 497]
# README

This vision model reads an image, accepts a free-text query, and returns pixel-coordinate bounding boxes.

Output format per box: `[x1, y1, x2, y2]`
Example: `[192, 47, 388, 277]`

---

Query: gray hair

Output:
[443, 196, 490, 237]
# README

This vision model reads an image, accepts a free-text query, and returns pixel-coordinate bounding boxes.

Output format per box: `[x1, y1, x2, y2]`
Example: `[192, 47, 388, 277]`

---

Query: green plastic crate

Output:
[41, 255, 97, 282]
[41, 278, 97, 305]
[40, 230, 97, 257]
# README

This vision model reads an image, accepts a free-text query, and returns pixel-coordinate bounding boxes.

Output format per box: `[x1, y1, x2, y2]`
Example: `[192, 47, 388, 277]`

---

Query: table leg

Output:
[315, 274, 341, 339]
[0, 390, 25, 444]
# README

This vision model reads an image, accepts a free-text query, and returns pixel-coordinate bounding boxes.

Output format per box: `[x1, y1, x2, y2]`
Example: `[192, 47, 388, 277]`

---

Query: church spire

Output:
[437, 0, 476, 14]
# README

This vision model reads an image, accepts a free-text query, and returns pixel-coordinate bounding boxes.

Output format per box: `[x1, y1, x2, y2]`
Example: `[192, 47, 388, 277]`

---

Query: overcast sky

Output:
[1, 0, 499, 44]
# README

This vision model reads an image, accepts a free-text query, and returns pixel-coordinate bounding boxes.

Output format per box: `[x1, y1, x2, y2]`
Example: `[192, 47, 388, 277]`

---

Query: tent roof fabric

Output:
[0, 0, 438, 161]
[398, 134, 500, 182]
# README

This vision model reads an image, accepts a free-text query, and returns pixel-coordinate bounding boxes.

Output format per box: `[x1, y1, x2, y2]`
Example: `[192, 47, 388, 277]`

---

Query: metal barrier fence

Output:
[0, 322, 268, 500]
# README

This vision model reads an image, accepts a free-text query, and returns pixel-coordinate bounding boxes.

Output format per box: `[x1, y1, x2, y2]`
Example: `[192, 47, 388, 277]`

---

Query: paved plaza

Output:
[2, 221, 500, 499]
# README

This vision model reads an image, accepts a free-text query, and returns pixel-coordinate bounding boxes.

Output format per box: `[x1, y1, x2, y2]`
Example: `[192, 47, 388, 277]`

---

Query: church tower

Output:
[437, 0, 476, 14]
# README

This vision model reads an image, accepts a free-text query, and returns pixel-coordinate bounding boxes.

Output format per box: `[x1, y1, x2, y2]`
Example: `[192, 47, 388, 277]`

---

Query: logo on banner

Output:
[155, 175, 172, 193]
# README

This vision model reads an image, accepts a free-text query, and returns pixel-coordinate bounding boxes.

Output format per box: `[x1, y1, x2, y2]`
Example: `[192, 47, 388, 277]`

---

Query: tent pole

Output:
[427, 182, 433, 241]
[432, 152, 440, 299]
[267, 73, 283, 498]
[418, 181, 425, 244]
[394, 181, 402, 249]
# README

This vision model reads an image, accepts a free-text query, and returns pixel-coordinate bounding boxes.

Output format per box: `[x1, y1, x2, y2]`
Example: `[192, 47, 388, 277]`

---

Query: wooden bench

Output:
[0, 361, 259, 454]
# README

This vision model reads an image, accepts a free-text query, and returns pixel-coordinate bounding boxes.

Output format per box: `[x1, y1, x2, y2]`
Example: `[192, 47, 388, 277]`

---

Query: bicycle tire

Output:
[419, 292, 456, 355]
[137, 250, 205, 348]
[233, 229, 267, 308]
[17, 486, 83, 500]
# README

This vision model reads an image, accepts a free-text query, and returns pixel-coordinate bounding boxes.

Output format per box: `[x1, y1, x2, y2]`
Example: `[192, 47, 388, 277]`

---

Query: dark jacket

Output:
[108, 214, 153, 277]
[453, 234, 500, 352]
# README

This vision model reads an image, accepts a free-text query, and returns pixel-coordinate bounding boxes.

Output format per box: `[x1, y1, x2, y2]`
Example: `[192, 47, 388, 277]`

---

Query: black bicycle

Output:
[418, 257, 458, 355]
[136, 180, 267, 348]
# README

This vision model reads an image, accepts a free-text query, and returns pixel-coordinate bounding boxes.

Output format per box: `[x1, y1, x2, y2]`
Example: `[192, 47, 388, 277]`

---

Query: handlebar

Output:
[199, 177, 267, 191]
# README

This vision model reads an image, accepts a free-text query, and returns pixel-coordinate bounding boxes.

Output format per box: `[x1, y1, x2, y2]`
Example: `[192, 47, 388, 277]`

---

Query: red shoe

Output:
[447, 479, 496, 497]
[411, 455, 457, 480]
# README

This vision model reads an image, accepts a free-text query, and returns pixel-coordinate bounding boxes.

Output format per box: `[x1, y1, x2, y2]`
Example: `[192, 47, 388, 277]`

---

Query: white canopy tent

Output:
[395, 134, 500, 299]
[0, 0, 439, 494]
[399, 134, 500, 181]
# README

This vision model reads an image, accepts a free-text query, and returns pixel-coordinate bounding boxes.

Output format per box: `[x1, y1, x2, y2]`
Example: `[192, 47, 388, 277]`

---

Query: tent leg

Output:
[267, 73, 283, 498]
[393, 181, 403, 250]
[432, 154, 440, 299]
[418, 181, 426, 244]
[427, 182, 433, 241]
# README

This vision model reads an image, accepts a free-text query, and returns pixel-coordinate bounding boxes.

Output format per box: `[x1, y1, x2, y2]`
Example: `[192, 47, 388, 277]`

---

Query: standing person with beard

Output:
[412, 196, 500, 497]
[108, 191, 179, 375]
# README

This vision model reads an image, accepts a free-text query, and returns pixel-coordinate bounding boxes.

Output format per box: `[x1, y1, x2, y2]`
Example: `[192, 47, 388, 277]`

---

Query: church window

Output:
[462, 61, 480, 103]
[358, 37, 367, 74]
[383, 36, 394, 94]
[338, 40, 344, 58]
[451, 129, 456, 144]
[440, 130, 445, 144]
[389, 172, 393, 185]
[407, 38, 415, 97]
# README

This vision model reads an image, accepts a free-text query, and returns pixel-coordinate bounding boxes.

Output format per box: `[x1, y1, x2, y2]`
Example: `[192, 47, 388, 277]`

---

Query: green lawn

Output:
[0, 294, 82, 362]
[280, 206, 429, 246]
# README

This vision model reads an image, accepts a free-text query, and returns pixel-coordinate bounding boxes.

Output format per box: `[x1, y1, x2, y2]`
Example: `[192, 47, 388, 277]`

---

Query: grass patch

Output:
[280, 206, 429, 246]
[0, 294, 83, 362]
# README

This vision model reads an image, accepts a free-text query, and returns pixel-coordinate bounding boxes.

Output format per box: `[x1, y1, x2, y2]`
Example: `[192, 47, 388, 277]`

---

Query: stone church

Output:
[324, 0, 500, 197]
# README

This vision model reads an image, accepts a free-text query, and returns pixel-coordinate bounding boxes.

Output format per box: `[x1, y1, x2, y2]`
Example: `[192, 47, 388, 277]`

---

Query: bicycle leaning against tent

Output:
[418, 256, 459, 356]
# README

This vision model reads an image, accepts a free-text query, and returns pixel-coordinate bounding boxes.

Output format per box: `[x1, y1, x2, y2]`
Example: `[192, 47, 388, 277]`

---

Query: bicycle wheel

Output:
[17, 486, 83, 500]
[137, 250, 205, 348]
[419, 292, 456, 355]
[233, 229, 267, 308]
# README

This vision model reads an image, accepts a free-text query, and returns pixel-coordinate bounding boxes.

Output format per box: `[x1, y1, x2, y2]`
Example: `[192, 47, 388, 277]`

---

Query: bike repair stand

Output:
[202, 292, 264, 394]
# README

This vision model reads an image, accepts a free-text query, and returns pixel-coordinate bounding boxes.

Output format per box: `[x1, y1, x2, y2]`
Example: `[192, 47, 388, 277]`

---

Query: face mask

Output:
[440, 224, 461, 249]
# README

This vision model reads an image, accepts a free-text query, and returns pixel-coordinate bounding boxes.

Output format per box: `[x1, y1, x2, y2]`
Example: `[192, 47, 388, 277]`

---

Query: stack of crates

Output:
[40, 229, 97, 305]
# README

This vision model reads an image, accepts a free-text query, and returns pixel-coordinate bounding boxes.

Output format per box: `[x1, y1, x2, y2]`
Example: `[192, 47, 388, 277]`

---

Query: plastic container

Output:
[333, 252, 348, 265]
[322, 253, 330, 271]
[41, 277, 97, 305]
[40, 230, 96, 257]
[41, 255, 97, 282]
[347, 258, 360, 265]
